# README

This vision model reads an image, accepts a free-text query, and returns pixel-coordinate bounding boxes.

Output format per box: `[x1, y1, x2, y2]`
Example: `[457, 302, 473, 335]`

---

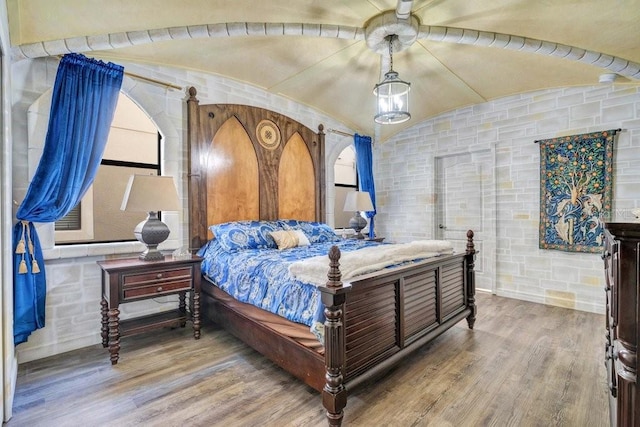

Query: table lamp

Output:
[343, 190, 374, 239]
[120, 174, 181, 261]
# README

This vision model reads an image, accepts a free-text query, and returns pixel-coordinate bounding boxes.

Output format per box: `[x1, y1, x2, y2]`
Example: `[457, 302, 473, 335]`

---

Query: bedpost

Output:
[318, 245, 351, 427]
[317, 124, 326, 223]
[465, 230, 477, 329]
[186, 86, 205, 253]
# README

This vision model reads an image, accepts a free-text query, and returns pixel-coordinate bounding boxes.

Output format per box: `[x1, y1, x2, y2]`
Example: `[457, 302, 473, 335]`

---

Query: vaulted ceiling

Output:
[7, 0, 640, 142]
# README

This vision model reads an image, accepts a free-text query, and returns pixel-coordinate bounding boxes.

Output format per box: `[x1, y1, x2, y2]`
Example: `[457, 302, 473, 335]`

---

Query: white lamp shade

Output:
[120, 174, 181, 212]
[343, 191, 374, 212]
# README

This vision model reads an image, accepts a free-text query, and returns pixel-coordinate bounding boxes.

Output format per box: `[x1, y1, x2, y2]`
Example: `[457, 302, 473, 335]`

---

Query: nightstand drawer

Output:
[123, 279, 192, 299]
[122, 267, 192, 287]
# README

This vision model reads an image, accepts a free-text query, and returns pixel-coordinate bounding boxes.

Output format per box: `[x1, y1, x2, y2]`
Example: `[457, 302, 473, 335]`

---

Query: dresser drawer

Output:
[122, 267, 193, 300]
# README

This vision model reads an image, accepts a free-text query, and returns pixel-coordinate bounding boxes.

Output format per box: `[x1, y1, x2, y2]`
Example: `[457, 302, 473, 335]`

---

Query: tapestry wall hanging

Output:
[537, 129, 619, 253]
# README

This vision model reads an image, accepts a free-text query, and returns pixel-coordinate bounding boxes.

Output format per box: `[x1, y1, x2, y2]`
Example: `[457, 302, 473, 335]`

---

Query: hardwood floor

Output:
[8, 292, 608, 427]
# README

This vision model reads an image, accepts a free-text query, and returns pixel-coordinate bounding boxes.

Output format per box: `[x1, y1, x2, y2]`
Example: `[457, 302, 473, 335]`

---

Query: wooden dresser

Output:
[603, 222, 640, 426]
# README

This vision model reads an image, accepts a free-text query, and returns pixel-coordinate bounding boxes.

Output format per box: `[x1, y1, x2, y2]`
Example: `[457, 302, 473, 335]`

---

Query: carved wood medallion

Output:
[256, 119, 281, 150]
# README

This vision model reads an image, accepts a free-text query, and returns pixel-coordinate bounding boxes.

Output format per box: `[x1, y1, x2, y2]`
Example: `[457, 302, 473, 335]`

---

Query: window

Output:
[55, 94, 160, 244]
[334, 145, 358, 229]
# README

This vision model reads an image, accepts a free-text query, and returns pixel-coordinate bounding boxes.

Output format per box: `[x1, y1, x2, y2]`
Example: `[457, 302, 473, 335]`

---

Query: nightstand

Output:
[346, 235, 385, 242]
[366, 237, 385, 243]
[97, 255, 203, 365]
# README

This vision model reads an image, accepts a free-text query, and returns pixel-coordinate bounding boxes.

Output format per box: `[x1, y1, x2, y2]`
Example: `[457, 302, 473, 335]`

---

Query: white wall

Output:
[375, 85, 640, 314]
[10, 57, 356, 363]
[0, 2, 17, 420]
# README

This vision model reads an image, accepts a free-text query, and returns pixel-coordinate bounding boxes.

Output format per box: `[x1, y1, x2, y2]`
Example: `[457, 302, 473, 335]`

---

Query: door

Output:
[434, 149, 496, 293]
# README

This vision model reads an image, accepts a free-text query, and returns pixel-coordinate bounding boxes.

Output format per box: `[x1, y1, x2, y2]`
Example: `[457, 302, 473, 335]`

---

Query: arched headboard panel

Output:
[207, 116, 260, 228]
[279, 132, 316, 221]
[187, 87, 326, 250]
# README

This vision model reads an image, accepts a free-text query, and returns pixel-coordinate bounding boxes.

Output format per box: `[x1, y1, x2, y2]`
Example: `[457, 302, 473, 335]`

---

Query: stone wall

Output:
[374, 85, 640, 313]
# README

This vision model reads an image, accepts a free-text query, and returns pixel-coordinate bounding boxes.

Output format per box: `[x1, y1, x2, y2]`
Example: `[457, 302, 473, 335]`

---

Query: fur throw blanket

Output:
[289, 240, 454, 286]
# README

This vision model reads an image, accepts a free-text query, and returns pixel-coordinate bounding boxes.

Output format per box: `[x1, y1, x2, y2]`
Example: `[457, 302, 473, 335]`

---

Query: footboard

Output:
[344, 252, 470, 381]
[319, 230, 477, 426]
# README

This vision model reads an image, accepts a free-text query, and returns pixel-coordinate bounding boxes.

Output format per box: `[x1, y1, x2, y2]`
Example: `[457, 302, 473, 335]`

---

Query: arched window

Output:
[333, 145, 357, 229]
[28, 92, 160, 244]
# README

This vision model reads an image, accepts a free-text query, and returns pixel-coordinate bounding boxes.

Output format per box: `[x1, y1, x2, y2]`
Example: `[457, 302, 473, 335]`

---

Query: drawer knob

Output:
[156, 273, 163, 279]
[156, 286, 163, 292]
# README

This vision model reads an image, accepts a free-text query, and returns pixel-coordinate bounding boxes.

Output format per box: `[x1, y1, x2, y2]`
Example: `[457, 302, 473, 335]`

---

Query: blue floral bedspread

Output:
[197, 239, 380, 327]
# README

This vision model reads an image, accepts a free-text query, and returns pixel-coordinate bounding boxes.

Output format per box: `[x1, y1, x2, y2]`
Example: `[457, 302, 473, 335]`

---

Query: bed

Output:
[186, 87, 477, 426]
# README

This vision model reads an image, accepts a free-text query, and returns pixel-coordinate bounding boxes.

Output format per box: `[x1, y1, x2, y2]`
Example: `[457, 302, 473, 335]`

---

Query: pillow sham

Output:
[210, 220, 282, 252]
[293, 229, 311, 246]
[270, 230, 299, 250]
[269, 229, 311, 250]
[278, 219, 341, 244]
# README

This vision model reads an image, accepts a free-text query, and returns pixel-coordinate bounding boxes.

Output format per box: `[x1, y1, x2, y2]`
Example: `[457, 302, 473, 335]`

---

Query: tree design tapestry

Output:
[538, 129, 618, 253]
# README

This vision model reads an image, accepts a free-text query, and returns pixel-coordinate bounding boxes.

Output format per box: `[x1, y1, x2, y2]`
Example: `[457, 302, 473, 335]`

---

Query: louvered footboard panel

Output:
[344, 278, 399, 379]
[404, 269, 438, 339]
[440, 260, 466, 319]
[341, 253, 471, 383]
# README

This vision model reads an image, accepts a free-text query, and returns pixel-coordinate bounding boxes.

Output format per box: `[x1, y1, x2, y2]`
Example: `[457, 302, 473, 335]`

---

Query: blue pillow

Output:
[209, 220, 282, 252]
[278, 219, 341, 244]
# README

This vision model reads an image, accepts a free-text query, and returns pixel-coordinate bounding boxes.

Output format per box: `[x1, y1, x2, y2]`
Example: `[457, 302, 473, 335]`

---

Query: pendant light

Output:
[373, 35, 411, 125]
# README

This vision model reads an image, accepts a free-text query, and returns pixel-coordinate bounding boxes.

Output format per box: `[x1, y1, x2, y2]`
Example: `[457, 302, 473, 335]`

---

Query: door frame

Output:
[433, 147, 496, 294]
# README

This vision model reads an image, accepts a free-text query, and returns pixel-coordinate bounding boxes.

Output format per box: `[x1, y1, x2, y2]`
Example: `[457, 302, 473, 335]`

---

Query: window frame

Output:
[54, 132, 162, 246]
[54, 129, 161, 245]
[333, 145, 359, 230]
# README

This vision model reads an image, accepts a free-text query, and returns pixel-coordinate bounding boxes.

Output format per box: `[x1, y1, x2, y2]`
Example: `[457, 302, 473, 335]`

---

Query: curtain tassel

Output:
[16, 220, 40, 274]
[15, 221, 28, 254]
[18, 257, 28, 274]
[24, 220, 41, 274]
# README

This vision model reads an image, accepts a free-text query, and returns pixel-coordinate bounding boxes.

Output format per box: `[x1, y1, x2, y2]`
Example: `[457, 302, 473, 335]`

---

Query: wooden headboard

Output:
[186, 87, 326, 251]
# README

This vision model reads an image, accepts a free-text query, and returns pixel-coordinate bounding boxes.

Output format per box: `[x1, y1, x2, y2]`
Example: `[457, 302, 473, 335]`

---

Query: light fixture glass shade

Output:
[374, 70, 411, 125]
[120, 174, 181, 261]
[344, 191, 374, 239]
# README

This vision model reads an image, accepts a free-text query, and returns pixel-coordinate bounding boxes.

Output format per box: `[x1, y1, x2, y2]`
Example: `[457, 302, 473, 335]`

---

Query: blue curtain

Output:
[13, 53, 124, 345]
[354, 133, 377, 239]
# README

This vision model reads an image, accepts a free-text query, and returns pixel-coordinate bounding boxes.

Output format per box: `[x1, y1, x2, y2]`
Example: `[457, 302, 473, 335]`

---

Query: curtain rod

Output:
[55, 55, 183, 91]
[124, 71, 182, 91]
[327, 128, 354, 138]
[533, 128, 622, 143]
